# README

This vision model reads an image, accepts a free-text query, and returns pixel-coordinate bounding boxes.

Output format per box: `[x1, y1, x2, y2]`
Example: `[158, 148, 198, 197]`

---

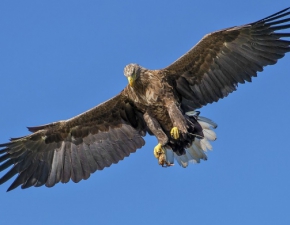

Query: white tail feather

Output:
[200, 138, 212, 151]
[165, 149, 174, 164]
[194, 138, 205, 151]
[187, 145, 205, 162]
[197, 116, 218, 128]
[203, 129, 217, 141]
[165, 112, 217, 168]
[185, 150, 196, 162]
[191, 143, 205, 160]
[174, 154, 188, 168]
[198, 121, 211, 129]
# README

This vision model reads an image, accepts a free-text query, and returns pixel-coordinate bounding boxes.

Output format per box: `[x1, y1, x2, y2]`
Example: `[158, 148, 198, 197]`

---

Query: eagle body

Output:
[123, 68, 184, 136]
[123, 66, 199, 157]
[1, 8, 290, 191]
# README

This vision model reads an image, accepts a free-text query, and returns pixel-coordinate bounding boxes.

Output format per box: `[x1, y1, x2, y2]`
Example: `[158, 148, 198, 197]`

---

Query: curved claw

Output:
[170, 127, 179, 139]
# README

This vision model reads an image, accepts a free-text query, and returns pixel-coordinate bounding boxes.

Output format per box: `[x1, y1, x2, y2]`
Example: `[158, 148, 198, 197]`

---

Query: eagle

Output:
[0, 8, 290, 191]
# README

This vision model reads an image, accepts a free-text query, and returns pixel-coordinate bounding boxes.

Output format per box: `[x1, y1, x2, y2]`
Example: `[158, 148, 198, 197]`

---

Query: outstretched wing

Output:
[0, 92, 146, 191]
[163, 8, 290, 109]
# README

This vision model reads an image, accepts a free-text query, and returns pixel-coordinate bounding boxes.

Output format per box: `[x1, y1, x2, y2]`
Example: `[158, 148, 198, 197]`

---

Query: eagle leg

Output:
[143, 111, 168, 145]
[143, 111, 173, 166]
[166, 101, 187, 139]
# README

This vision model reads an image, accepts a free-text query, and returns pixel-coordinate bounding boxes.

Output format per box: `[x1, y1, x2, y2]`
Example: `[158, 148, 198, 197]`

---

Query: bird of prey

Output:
[0, 8, 290, 191]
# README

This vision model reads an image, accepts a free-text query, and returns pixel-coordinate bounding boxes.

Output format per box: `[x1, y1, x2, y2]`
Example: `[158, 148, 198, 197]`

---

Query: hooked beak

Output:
[128, 76, 134, 87]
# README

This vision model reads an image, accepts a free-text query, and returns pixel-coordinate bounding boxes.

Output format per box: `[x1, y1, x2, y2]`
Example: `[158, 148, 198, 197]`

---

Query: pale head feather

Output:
[123, 63, 142, 78]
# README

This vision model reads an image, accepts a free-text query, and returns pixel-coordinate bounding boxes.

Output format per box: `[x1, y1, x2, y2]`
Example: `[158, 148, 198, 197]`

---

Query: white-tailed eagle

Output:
[0, 8, 289, 191]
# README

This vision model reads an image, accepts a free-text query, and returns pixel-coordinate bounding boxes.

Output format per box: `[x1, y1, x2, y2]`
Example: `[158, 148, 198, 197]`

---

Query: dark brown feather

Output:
[163, 7, 290, 109]
[0, 93, 146, 191]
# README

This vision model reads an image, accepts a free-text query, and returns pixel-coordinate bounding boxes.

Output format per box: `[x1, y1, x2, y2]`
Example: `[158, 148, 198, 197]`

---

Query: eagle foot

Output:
[154, 143, 164, 158]
[154, 143, 174, 167]
[170, 127, 179, 139]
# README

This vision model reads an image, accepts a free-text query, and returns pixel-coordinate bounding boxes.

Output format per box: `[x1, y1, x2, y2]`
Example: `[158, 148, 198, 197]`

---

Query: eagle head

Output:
[124, 63, 142, 87]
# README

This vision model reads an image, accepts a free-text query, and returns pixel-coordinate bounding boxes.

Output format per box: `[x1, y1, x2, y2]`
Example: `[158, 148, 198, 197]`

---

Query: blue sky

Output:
[1, 1, 290, 224]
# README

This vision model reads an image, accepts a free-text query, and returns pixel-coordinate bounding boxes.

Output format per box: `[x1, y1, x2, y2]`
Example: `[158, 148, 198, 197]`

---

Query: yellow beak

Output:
[128, 77, 134, 87]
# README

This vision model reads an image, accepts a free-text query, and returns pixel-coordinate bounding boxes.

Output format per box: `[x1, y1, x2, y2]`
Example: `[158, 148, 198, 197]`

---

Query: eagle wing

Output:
[0, 92, 146, 191]
[163, 8, 290, 110]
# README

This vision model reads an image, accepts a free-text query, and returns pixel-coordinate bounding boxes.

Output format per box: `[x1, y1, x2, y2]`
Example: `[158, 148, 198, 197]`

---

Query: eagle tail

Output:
[165, 112, 217, 168]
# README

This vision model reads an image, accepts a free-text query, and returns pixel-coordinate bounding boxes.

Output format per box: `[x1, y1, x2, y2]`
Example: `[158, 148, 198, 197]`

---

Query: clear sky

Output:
[1, 1, 290, 225]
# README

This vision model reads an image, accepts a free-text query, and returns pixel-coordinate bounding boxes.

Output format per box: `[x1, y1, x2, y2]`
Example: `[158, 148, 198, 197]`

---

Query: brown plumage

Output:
[1, 8, 290, 191]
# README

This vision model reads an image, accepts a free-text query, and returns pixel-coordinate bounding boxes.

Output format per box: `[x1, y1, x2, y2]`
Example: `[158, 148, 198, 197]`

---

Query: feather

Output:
[192, 142, 207, 159]
[174, 154, 188, 168]
[76, 143, 91, 180]
[200, 138, 213, 151]
[186, 145, 202, 163]
[203, 129, 217, 141]
[82, 142, 98, 173]
[60, 141, 72, 184]
[70, 143, 84, 183]
[7, 170, 27, 192]
[165, 149, 174, 164]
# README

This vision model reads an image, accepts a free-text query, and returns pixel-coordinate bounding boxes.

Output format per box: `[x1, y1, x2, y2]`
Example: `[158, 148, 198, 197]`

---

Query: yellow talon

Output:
[153, 143, 174, 167]
[154, 143, 164, 159]
[170, 127, 179, 139]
